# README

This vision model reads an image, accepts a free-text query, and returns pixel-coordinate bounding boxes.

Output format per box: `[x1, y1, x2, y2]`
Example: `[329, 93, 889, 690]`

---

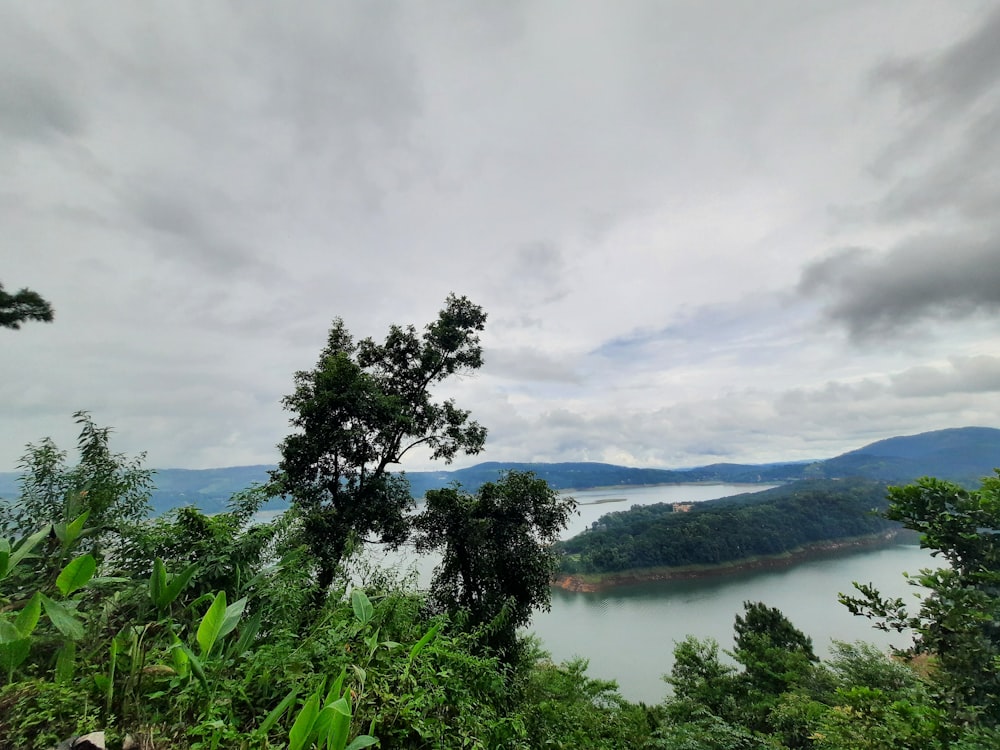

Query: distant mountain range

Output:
[1, 426, 997, 514]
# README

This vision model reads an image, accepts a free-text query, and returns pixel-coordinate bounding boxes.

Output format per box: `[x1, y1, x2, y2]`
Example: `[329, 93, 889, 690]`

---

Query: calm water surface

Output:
[531, 542, 935, 703]
[268, 483, 939, 704]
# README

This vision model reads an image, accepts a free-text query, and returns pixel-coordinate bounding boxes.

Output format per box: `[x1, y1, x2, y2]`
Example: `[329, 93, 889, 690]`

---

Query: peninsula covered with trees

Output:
[553, 427, 1000, 586]
[558, 478, 898, 580]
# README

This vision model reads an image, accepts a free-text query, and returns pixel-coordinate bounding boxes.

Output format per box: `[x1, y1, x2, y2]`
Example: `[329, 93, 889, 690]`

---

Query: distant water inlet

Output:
[532, 542, 935, 703]
[262, 483, 937, 705]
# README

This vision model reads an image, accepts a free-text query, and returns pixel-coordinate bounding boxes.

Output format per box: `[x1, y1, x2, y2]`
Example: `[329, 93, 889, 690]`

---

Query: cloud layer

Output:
[3, 1, 1000, 471]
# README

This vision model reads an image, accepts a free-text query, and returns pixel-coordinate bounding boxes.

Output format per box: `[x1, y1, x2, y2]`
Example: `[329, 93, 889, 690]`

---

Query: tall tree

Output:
[733, 601, 817, 697]
[276, 294, 487, 596]
[0, 282, 54, 329]
[841, 471, 1000, 727]
[414, 470, 577, 662]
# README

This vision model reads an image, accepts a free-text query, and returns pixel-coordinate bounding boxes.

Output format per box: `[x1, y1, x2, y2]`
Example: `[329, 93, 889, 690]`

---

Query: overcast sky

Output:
[3, 1, 1000, 474]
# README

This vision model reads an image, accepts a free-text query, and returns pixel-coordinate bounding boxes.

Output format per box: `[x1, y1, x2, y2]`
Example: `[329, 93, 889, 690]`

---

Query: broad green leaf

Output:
[8, 527, 48, 572]
[15, 592, 42, 637]
[169, 635, 189, 678]
[196, 591, 227, 656]
[234, 611, 261, 656]
[178, 642, 206, 690]
[408, 621, 441, 666]
[257, 686, 299, 736]
[53, 521, 68, 544]
[56, 554, 97, 596]
[160, 563, 198, 608]
[0, 621, 21, 644]
[55, 641, 76, 683]
[345, 737, 379, 750]
[313, 705, 337, 746]
[325, 667, 347, 706]
[351, 589, 373, 625]
[0, 538, 9, 579]
[326, 697, 351, 750]
[218, 596, 247, 641]
[41, 595, 84, 640]
[64, 510, 90, 547]
[287, 691, 320, 750]
[149, 557, 166, 606]
[0, 637, 31, 673]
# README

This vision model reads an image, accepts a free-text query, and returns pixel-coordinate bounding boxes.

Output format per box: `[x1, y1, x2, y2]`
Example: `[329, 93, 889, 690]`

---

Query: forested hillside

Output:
[559, 478, 896, 574]
[4, 426, 995, 516]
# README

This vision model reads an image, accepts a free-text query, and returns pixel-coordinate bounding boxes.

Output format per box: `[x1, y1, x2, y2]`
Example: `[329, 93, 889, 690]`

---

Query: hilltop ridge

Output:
[1, 426, 997, 513]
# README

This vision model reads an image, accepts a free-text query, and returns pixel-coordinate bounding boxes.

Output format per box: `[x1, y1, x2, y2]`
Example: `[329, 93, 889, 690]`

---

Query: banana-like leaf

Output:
[408, 622, 441, 665]
[325, 667, 347, 706]
[15, 592, 42, 637]
[0, 622, 21, 644]
[55, 641, 76, 683]
[41, 595, 84, 640]
[256, 686, 299, 736]
[160, 563, 198, 608]
[5, 528, 49, 577]
[169, 634, 190, 678]
[178, 642, 206, 690]
[0, 637, 31, 673]
[196, 591, 227, 656]
[313, 705, 337, 745]
[217, 596, 247, 642]
[351, 589, 374, 626]
[345, 737, 379, 750]
[149, 558, 166, 606]
[56, 554, 97, 597]
[63, 511, 91, 547]
[287, 691, 320, 750]
[0, 539, 9, 579]
[326, 697, 352, 750]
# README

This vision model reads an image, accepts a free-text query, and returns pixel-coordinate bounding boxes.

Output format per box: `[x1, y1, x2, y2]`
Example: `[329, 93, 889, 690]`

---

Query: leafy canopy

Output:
[841, 471, 1000, 726]
[0, 282, 54, 330]
[415, 470, 577, 660]
[276, 294, 488, 591]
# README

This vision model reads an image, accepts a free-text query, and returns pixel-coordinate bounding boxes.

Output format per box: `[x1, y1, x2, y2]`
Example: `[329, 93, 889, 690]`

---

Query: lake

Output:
[523, 484, 937, 703]
[532, 540, 934, 703]
[280, 482, 940, 704]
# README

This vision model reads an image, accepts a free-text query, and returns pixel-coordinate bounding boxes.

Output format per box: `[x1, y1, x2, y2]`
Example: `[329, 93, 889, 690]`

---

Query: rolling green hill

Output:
[557, 478, 896, 576]
[1, 426, 997, 514]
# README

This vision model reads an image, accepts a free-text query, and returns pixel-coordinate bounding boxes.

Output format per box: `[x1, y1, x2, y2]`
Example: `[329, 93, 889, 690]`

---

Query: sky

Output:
[3, 1, 1000, 473]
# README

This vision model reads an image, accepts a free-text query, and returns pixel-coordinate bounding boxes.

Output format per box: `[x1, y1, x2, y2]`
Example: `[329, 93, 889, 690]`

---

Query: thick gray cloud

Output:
[800, 233, 1000, 340]
[804, 3, 1000, 342]
[874, 4, 1000, 115]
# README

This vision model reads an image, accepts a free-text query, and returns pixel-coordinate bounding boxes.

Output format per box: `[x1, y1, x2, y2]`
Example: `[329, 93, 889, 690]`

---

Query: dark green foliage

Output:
[0, 679, 99, 749]
[276, 294, 487, 596]
[519, 654, 654, 750]
[3, 411, 152, 540]
[734, 602, 817, 697]
[647, 713, 777, 750]
[730, 602, 818, 735]
[560, 478, 894, 574]
[665, 636, 740, 721]
[841, 471, 1000, 726]
[414, 471, 577, 661]
[0, 282, 53, 330]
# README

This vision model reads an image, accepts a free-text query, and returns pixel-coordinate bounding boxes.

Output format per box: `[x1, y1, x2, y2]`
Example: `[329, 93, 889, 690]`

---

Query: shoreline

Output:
[553, 530, 905, 592]
[557, 480, 782, 494]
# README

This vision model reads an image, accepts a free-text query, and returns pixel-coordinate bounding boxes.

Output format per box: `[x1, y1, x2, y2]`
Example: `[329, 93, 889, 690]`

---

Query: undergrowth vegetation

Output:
[2, 414, 999, 748]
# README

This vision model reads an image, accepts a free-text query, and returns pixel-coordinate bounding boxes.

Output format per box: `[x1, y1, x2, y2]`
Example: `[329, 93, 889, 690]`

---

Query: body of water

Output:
[532, 542, 934, 703]
[266, 483, 938, 705]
